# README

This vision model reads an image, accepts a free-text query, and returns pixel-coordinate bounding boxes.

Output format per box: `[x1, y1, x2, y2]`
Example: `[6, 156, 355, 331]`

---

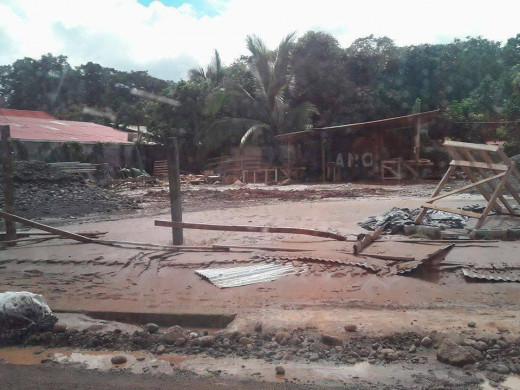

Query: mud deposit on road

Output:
[0, 161, 136, 220]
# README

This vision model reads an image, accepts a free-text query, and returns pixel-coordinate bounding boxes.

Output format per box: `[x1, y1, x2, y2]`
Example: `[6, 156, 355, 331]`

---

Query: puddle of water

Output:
[481, 375, 520, 390]
[0, 347, 54, 365]
[1, 346, 499, 388]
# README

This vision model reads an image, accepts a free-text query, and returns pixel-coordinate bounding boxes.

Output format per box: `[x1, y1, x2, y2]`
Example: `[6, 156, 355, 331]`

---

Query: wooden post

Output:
[166, 137, 183, 245]
[321, 136, 326, 182]
[414, 119, 421, 162]
[1, 126, 16, 242]
[287, 141, 292, 179]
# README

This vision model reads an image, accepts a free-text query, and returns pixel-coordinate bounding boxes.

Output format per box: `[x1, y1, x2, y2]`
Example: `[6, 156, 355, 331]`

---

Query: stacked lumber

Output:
[153, 160, 168, 177]
[180, 174, 205, 184]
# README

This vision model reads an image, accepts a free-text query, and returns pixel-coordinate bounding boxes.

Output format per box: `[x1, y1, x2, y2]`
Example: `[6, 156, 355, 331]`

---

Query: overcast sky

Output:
[0, 0, 519, 81]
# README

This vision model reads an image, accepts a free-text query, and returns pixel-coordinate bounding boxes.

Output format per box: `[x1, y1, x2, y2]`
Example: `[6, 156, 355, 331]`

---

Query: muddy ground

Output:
[2, 179, 520, 388]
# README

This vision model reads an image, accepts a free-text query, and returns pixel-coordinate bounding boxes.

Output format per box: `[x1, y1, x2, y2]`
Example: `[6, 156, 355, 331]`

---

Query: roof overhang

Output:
[275, 110, 440, 143]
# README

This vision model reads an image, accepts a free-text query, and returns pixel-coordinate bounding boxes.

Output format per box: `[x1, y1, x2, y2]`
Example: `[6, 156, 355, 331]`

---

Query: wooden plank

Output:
[475, 169, 513, 229]
[459, 148, 516, 215]
[93, 239, 229, 251]
[449, 160, 508, 171]
[353, 226, 383, 254]
[0, 211, 92, 243]
[495, 149, 520, 192]
[427, 172, 506, 203]
[1, 126, 16, 242]
[446, 147, 503, 214]
[343, 252, 415, 261]
[155, 220, 347, 241]
[166, 137, 183, 245]
[420, 203, 482, 219]
[444, 140, 500, 153]
[414, 165, 456, 224]
[212, 244, 314, 252]
[478, 149, 520, 213]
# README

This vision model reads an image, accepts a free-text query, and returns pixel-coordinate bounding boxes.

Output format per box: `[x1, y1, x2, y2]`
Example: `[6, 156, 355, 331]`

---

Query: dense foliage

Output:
[1, 32, 519, 164]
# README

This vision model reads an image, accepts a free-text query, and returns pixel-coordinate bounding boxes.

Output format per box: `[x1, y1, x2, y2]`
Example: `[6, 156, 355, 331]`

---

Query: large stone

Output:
[321, 334, 343, 347]
[275, 365, 285, 375]
[53, 322, 67, 333]
[198, 335, 216, 348]
[160, 326, 184, 344]
[344, 324, 357, 332]
[111, 355, 127, 365]
[437, 339, 479, 367]
[275, 331, 291, 344]
[144, 323, 160, 334]
[421, 336, 433, 347]
[473, 341, 488, 351]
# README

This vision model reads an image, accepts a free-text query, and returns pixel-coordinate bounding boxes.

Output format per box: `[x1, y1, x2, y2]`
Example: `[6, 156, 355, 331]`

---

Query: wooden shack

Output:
[275, 110, 440, 182]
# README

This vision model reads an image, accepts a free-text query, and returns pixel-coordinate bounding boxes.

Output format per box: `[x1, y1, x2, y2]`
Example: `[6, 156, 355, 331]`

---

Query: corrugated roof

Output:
[195, 263, 306, 288]
[0, 108, 56, 119]
[275, 110, 440, 142]
[462, 267, 520, 282]
[0, 110, 132, 144]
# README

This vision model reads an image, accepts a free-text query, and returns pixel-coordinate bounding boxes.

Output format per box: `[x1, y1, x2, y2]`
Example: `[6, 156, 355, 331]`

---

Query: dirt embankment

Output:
[0, 161, 136, 220]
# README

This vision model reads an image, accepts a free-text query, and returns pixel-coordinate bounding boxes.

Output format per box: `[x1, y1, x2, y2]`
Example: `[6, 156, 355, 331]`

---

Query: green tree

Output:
[205, 33, 317, 150]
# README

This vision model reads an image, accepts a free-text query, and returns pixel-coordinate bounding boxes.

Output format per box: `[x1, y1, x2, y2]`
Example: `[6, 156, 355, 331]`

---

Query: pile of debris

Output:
[0, 161, 137, 220]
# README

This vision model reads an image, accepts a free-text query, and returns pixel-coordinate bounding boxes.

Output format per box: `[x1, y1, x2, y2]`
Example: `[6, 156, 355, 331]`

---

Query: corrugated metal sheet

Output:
[196, 264, 306, 288]
[261, 255, 383, 273]
[0, 110, 132, 144]
[462, 268, 520, 282]
[391, 244, 454, 275]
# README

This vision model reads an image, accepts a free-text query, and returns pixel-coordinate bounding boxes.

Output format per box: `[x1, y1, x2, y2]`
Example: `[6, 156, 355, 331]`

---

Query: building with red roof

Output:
[0, 109, 133, 144]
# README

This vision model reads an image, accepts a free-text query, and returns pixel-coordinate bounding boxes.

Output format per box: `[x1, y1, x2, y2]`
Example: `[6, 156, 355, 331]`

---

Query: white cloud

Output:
[0, 0, 518, 80]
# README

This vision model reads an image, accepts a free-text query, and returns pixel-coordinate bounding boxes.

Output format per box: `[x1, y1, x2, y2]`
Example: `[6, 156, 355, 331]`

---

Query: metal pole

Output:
[1, 125, 16, 242]
[166, 137, 183, 244]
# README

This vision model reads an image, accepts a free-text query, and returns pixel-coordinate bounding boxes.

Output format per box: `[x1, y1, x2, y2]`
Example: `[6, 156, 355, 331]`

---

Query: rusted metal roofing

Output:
[462, 267, 520, 282]
[0, 108, 56, 119]
[275, 110, 440, 142]
[0, 110, 132, 144]
[195, 264, 306, 288]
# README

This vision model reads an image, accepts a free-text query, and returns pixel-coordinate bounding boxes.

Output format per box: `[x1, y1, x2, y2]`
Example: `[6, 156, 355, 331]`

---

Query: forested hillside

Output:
[1, 32, 519, 158]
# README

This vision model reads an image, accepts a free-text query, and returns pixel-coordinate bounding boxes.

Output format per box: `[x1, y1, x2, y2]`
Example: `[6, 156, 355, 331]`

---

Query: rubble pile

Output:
[18, 322, 520, 383]
[0, 161, 137, 220]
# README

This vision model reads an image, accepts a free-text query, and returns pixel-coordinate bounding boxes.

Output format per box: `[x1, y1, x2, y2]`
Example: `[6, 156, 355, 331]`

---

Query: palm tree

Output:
[188, 49, 225, 86]
[205, 33, 317, 149]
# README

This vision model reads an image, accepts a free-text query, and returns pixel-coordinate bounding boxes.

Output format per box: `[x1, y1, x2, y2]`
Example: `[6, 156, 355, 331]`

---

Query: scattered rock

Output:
[320, 334, 343, 347]
[53, 322, 67, 333]
[156, 344, 166, 354]
[496, 364, 510, 374]
[275, 365, 285, 375]
[467, 321, 476, 328]
[144, 323, 160, 334]
[473, 341, 488, 352]
[239, 337, 255, 345]
[275, 331, 291, 344]
[486, 371, 505, 383]
[160, 326, 184, 344]
[111, 355, 127, 365]
[421, 336, 433, 347]
[254, 322, 263, 333]
[437, 339, 477, 367]
[344, 324, 357, 332]
[198, 335, 216, 348]
[174, 338, 186, 347]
